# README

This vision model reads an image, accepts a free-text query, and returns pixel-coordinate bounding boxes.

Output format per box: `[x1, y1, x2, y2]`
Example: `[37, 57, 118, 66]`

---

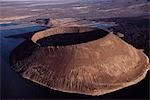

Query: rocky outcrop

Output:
[31, 18, 50, 25]
[10, 27, 149, 96]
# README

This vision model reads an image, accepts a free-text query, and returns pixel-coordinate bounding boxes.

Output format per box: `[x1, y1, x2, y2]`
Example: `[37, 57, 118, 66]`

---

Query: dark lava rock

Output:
[31, 18, 50, 25]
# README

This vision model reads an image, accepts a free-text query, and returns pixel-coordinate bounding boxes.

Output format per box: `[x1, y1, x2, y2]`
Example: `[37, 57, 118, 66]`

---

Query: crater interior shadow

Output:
[37, 29, 108, 47]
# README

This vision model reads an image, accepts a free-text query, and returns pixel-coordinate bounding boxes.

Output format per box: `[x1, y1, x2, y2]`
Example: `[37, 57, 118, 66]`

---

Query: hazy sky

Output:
[2, 0, 106, 1]
[2, 0, 80, 1]
[1, 0, 83, 3]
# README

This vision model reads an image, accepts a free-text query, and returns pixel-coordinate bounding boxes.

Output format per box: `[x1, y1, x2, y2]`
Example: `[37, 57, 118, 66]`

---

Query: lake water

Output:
[0, 23, 19, 27]
[89, 21, 117, 29]
[0, 22, 52, 98]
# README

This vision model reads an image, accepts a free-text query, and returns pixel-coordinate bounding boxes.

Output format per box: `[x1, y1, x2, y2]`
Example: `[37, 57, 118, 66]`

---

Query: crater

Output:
[31, 27, 108, 47]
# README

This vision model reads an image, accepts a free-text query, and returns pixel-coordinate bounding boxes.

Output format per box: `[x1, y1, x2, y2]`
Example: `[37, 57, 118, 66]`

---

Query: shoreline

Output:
[0, 15, 33, 22]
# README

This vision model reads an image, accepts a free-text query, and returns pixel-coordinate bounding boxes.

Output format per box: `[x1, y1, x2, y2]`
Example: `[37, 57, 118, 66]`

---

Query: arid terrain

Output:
[0, 0, 149, 20]
[0, 0, 150, 99]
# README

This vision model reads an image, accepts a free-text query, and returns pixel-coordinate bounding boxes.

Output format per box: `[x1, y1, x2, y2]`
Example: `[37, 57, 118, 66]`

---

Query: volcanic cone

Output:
[10, 27, 149, 96]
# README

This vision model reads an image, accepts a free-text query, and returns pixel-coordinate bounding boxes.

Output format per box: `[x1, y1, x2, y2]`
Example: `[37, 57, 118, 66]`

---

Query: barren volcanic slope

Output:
[10, 27, 149, 96]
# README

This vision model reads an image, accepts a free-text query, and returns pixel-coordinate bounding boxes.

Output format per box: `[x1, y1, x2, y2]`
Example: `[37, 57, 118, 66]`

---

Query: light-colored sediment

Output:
[50, 18, 91, 27]
[0, 15, 32, 21]
[50, 18, 116, 30]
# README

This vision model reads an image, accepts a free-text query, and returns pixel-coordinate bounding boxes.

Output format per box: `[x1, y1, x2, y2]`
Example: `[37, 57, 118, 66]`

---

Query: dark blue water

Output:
[0, 22, 52, 99]
[90, 22, 116, 29]
[0, 23, 19, 27]
[0, 25, 47, 36]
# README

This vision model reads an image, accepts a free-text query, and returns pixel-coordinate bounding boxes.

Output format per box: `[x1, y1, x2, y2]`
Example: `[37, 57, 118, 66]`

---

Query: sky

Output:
[2, 0, 106, 1]
[1, 0, 83, 3]
[2, 0, 80, 1]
